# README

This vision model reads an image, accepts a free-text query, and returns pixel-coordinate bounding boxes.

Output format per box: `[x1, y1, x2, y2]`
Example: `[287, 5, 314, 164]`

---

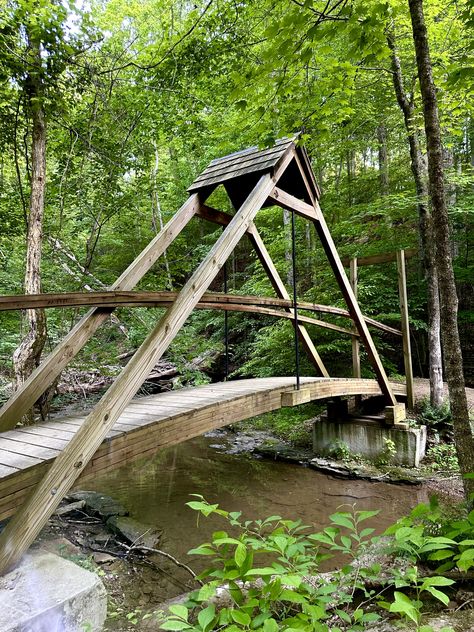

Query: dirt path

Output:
[412, 377, 474, 411]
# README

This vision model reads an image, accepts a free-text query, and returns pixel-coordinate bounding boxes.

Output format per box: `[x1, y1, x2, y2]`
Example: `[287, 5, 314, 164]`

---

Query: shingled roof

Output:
[188, 137, 295, 192]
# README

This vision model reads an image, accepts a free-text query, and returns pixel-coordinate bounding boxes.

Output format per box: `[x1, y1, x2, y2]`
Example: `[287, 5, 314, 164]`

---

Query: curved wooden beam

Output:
[196, 302, 356, 336]
[0, 291, 401, 336]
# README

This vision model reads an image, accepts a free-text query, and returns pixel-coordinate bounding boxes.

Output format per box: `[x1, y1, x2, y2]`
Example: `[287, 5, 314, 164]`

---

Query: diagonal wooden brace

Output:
[0, 193, 203, 432]
[0, 170, 284, 574]
[247, 225, 329, 378]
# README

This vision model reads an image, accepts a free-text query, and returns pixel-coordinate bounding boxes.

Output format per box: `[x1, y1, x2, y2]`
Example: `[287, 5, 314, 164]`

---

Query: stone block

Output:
[0, 550, 107, 631]
[281, 388, 311, 407]
[312, 418, 427, 467]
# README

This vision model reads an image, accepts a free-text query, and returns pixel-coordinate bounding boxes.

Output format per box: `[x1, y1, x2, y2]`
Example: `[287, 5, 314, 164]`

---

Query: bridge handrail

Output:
[0, 290, 401, 336]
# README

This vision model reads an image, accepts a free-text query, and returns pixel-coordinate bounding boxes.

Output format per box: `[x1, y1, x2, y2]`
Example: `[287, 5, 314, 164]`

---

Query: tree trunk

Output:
[12, 48, 48, 424]
[408, 0, 474, 500]
[151, 143, 173, 290]
[377, 124, 389, 195]
[388, 30, 443, 408]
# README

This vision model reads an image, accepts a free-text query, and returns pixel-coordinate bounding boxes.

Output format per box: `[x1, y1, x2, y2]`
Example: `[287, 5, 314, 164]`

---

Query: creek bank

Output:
[212, 426, 454, 489]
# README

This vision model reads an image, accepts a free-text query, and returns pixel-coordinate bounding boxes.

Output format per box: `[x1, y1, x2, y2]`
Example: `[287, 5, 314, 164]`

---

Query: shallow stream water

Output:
[85, 428, 429, 580]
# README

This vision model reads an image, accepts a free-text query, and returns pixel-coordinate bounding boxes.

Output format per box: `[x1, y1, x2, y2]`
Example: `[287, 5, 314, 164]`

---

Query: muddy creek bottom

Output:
[83, 430, 428, 596]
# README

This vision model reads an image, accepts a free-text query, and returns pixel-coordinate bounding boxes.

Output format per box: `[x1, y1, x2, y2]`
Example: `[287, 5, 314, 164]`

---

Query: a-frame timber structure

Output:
[0, 136, 407, 573]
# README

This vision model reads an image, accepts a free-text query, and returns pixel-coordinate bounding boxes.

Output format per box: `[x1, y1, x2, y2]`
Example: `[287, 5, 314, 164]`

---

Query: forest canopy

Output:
[0, 0, 472, 390]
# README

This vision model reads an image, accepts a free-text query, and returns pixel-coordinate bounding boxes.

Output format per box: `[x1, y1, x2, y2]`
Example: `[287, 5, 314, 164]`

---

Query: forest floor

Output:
[412, 377, 474, 410]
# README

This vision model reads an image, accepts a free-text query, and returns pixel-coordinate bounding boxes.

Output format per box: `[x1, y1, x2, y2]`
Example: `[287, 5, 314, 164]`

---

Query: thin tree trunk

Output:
[12, 40, 48, 423]
[408, 0, 474, 500]
[151, 143, 173, 290]
[388, 30, 443, 408]
[377, 124, 389, 195]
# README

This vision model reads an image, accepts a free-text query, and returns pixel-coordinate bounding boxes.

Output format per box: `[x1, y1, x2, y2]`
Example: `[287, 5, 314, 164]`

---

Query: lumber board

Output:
[0, 288, 401, 339]
[0, 377, 407, 521]
[0, 161, 293, 573]
[0, 193, 204, 432]
[397, 250, 415, 409]
[197, 302, 356, 336]
[341, 248, 418, 267]
[350, 258, 361, 380]
[267, 187, 319, 222]
[248, 225, 330, 377]
[296, 146, 321, 201]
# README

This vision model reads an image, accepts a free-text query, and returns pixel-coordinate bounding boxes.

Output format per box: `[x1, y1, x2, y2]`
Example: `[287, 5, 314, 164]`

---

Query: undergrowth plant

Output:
[156, 496, 465, 632]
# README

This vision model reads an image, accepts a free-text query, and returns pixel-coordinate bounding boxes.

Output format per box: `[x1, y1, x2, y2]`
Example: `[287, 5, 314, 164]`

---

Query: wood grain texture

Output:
[0, 161, 292, 573]
[267, 187, 319, 222]
[0, 377, 407, 522]
[397, 250, 415, 409]
[341, 249, 418, 267]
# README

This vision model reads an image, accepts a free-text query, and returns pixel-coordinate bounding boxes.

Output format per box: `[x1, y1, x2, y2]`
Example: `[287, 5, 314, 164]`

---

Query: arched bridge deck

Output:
[0, 377, 406, 522]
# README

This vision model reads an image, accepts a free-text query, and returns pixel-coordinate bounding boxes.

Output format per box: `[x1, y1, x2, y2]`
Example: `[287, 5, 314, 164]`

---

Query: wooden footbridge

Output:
[0, 135, 413, 573]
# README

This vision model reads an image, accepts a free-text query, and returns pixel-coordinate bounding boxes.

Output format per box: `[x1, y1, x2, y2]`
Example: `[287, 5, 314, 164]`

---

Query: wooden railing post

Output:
[396, 250, 415, 409]
[350, 257, 361, 380]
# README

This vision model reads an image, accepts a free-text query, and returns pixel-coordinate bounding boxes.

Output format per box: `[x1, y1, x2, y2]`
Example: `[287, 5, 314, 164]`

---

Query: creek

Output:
[82, 427, 430, 604]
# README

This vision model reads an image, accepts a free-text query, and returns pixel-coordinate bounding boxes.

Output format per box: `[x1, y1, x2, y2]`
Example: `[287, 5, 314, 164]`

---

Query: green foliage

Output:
[159, 496, 383, 631]
[385, 499, 474, 574]
[329, 439, 353, 462]
[425, 444, 459, 473]
[155, 497, 472, 631]
[417, 399, 452, 429]
[376, 438, 396, 466]
[240, 403, 324, 446]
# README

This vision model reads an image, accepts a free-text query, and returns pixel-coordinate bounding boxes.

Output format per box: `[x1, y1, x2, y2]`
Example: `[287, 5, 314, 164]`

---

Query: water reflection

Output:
[83, 431, 429, 568]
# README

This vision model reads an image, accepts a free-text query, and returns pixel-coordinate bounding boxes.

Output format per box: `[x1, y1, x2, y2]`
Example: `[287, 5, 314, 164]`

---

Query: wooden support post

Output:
[396, 250, 415, 409]
[247, 225, 330, 378]
[0, 172, 281, 575]
[0, 194, 203, 432]
[350, 258, 361, 381]
[350, 257, 361, 410]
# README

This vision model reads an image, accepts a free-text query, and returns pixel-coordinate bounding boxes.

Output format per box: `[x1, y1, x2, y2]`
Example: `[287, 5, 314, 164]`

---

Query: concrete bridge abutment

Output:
[313, 399, 426, 467]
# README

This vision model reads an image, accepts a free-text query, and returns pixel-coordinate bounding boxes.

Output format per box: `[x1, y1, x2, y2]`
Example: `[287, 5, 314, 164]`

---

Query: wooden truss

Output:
[0, 136, 401, 573]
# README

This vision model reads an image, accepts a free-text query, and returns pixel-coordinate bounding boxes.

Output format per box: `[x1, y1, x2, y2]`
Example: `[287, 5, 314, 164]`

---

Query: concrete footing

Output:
[313, 417, 427, 467]
[0, 550, 107, 632]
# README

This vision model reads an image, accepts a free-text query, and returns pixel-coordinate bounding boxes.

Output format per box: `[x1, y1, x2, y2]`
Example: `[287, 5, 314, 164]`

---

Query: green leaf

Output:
[230, 610, 250, 626]
[335, 609, 351, 623]
[428, 549, 454, 561]
[389, 591, 419, 624]
[198, 583, 217, 602]
[245, 567, 277, 576]
[340, 535, 352, 550]
[168, 605, 188, 621]
[198, 605, 216, 632]
[426, 586, 450, 606]
[188, 546, 215, 556]
[421, 576, 455, 588]
[160, 621, 191, 631]
[356, 510, 380, 522]
[234, 543, 247, 567]
[329, 513, 353, 529]
[263, 619, 279, 632]
[279, 589, 307, 604]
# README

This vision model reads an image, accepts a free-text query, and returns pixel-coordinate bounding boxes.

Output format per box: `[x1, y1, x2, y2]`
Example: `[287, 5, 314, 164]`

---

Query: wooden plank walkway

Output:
[0, 377, 406, 522]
